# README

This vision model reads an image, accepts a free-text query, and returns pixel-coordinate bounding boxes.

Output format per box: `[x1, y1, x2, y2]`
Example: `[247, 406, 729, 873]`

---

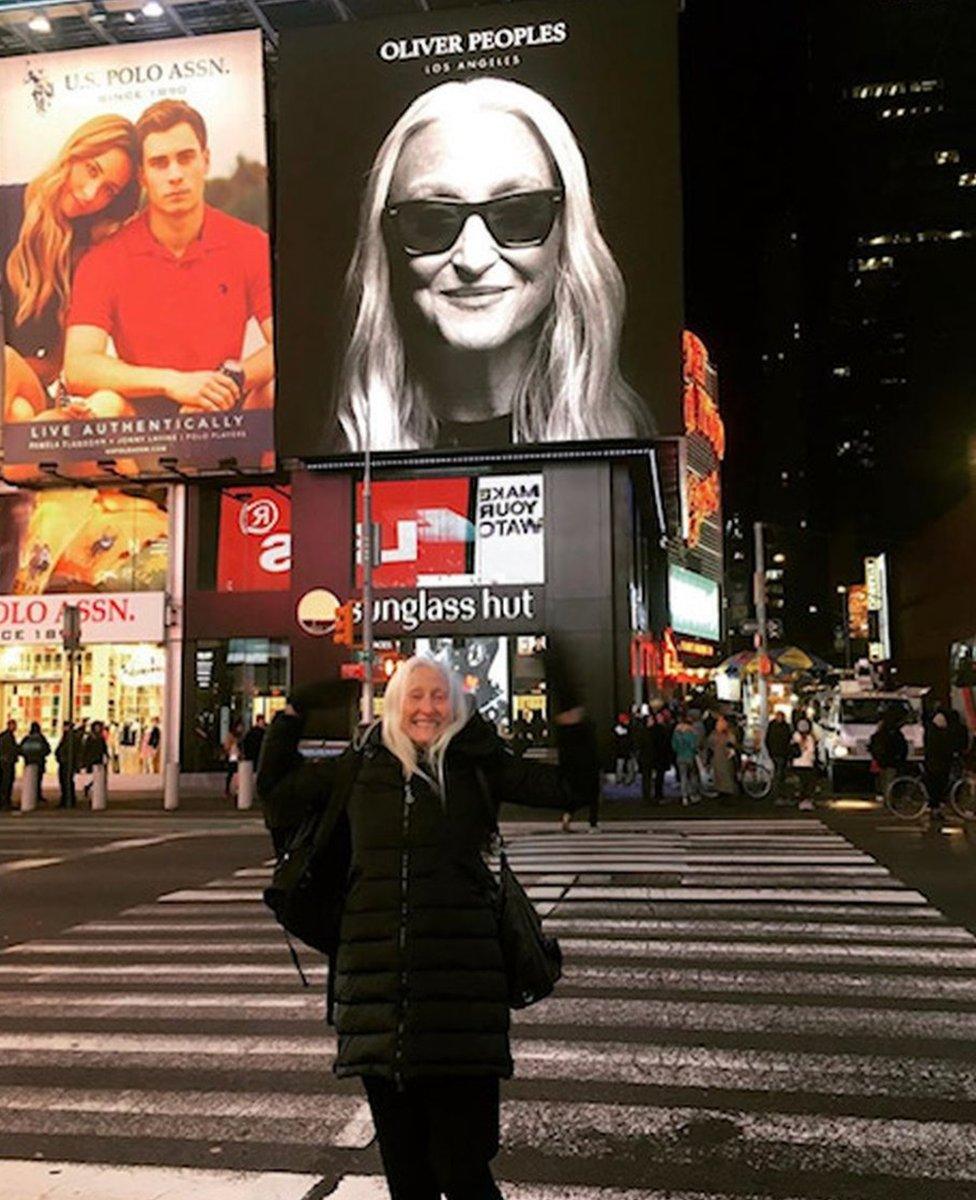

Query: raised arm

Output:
[257, 708, 338, 852]
[482, 713, 600, 814]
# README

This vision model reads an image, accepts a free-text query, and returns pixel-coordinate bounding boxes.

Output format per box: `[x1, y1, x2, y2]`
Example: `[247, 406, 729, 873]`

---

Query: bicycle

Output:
[885, 766, 976, 820]
[698, 750, 772, 800]
[740, 750, 773, 800]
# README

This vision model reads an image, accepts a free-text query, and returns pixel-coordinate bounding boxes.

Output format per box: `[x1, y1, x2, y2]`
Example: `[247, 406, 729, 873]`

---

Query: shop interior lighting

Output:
[124, 10, 137, 22]
[27, 11, 51, 33]
[142, 1, 164, 17]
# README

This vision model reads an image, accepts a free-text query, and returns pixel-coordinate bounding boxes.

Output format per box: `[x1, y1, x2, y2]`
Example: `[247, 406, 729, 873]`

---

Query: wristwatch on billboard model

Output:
[218, 359, 246, 404]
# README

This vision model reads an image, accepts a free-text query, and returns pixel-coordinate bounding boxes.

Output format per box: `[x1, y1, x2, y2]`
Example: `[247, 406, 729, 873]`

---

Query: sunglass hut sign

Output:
[377, 20, 567, 75]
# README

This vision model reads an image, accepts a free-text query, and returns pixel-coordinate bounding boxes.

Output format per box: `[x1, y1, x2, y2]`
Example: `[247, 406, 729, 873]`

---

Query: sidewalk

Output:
[2, 772, 858, 821]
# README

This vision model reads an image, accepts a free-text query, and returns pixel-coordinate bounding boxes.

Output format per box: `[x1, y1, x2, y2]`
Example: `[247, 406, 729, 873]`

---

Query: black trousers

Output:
[363, 1075, 503, 1200]
[58, 762, 76, 808]
[0, 760, 14, 808]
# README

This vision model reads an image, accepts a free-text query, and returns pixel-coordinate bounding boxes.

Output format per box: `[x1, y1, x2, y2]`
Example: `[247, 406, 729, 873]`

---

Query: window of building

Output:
[832, 366, 851, 378]
[935, 149, 960, 165]
[959, 173, 976, 188]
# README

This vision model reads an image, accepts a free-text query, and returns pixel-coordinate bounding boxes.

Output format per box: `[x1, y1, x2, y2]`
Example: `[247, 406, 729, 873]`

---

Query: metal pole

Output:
[842, 590, 852, 670]
[361, 410, 375, 727]
[66, 648, 75, 800]
[753, 521, 769, 734]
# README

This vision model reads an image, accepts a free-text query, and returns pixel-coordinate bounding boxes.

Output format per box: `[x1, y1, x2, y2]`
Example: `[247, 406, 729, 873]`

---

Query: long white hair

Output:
[380, 656, 469, 793]
[335, 75, 649, 451]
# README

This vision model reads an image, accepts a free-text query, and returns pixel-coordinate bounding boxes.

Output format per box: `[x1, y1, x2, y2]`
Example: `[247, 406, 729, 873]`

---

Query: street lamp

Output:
[836, 585, 852, 670]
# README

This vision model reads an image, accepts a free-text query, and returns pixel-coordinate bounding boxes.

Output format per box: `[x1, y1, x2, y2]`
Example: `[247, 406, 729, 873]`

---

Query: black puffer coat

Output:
[259, 710, 579, 1084]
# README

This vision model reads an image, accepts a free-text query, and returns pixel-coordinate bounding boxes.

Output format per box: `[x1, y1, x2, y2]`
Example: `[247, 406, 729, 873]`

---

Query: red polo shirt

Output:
[67, 206, 272, 370]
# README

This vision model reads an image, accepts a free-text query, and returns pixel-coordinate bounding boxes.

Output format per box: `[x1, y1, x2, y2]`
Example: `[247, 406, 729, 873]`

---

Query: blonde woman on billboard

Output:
[335, 76, 649, 451]
[1, 114, 140, 421]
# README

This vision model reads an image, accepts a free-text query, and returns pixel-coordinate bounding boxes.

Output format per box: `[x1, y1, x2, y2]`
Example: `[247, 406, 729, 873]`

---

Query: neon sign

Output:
[687, 470, 720, 547]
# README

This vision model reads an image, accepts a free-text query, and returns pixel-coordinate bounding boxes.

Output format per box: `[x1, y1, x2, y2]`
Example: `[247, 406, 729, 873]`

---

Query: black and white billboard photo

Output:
[276, 0, 682, 456]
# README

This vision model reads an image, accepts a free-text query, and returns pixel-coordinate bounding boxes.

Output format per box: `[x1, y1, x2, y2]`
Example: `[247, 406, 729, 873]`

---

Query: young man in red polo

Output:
[63, 100, 273, 418]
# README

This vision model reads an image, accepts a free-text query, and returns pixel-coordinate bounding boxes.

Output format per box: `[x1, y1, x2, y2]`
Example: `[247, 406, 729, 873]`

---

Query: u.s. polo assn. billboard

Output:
[0, 31, 273, 482]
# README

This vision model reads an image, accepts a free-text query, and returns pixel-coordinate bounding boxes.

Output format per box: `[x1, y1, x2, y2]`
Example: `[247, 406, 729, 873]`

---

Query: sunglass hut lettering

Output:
[63, 57, 229, 93]
[378, 21, 567, 75]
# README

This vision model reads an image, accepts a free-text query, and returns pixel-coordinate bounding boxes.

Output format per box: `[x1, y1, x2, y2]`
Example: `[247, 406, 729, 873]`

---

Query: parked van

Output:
[821, 682, 927, 786]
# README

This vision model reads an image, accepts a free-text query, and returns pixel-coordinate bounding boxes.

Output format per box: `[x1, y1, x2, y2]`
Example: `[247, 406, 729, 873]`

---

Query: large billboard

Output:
[668, 564, 720, 643]
[276, 0, 682, 457]
[0, 31, 273, 482]
[0, 485, 167, 594]
[0, 485, 167, 645]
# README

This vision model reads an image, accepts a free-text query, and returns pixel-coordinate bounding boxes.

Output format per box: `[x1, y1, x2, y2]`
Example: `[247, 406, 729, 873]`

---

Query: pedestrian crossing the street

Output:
[1, 819, 975, 1198]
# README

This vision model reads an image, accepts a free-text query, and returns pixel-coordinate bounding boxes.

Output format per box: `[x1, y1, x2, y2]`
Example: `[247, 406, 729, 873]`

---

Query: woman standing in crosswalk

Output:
[259, 656, 595, 1200]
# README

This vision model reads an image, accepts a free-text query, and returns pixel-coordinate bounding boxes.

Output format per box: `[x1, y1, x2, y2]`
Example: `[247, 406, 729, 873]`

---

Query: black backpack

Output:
[263, 746, 361, 1018]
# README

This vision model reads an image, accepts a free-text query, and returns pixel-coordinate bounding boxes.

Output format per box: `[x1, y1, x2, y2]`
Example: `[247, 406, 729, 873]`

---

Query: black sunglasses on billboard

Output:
[383, 189, 564, 256]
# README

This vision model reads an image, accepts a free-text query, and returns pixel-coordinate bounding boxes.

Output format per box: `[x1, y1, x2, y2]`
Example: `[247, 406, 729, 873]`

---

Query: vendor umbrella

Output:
[770, 645, 831, 673]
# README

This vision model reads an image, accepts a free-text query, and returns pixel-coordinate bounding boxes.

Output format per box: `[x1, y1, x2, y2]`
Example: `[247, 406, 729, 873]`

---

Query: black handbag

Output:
[495, 840, 563, 1008]
[475, 766, 563, 1008]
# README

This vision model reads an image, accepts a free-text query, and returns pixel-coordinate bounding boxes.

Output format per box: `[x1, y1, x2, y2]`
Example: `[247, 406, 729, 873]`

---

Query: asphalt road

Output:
[1, 801, 975, 1199]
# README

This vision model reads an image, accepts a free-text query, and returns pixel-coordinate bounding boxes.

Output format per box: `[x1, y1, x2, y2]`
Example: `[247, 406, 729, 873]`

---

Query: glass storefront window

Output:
[0, 642, 165, 776]
[186, 638, 290, 772]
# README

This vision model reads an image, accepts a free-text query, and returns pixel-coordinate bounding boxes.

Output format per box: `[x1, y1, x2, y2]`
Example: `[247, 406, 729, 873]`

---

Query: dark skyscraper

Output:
[683, 0, 976, 671]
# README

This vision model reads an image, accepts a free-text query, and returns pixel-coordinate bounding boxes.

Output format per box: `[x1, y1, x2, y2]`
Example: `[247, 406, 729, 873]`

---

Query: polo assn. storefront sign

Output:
[0, 592, 165, 644]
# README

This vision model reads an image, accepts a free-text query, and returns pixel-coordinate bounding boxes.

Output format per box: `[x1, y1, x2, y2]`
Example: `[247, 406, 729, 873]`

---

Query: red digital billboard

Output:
[217, 485, 291, 593]
[355, 477, 473, 590]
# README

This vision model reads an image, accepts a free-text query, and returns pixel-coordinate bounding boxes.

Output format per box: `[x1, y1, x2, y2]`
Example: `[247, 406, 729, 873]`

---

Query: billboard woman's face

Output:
[388, 107, 560, 354]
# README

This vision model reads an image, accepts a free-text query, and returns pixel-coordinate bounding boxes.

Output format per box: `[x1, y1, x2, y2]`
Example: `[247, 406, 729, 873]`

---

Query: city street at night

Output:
[0, 0, 974, 1196]
[2, 804, 976, 1199]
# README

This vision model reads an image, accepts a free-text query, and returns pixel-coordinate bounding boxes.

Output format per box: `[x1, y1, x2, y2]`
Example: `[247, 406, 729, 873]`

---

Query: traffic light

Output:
[333, 602, 354, 646]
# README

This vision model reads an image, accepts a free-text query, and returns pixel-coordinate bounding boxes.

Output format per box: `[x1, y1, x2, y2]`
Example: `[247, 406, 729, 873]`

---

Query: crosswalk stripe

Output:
[0, 1087, 371, 1148]
[4, 815, 975, 1195]
[8, 936, 976, 968]
[3, 1028, 976, 1097]
[155, 885, 929, 905]
[68, 917, 976, 943]
[0, 1161, 323, 1200]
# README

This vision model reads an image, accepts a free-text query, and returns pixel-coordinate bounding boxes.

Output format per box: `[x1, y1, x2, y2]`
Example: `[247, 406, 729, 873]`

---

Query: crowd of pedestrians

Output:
[0, 715, 161, 809]
[608, 702, 830, 810]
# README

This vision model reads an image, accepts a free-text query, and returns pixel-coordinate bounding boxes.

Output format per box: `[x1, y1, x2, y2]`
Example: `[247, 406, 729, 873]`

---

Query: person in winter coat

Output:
[19, 721, 50, 768]
[705, 714, 738, 798]
[240, 714, 267, 766]
[611, 713, 634, 784]
[765, 712, 793, 799]
[671, 714, 701, 805]
[19, 721, 51, 806]
[54, 721, 81, 809]
[790, 717, 820, 810]
[0, 719, 17, 810]
[639, 710, 674, 802]
[258, 656, 595, 1200]
[948, 708, 971, 759]
[559, 712, 601, 831]
[869, 709, 909, 803]
[924, 710, 955, 814]
[80, 719, 108, 801]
